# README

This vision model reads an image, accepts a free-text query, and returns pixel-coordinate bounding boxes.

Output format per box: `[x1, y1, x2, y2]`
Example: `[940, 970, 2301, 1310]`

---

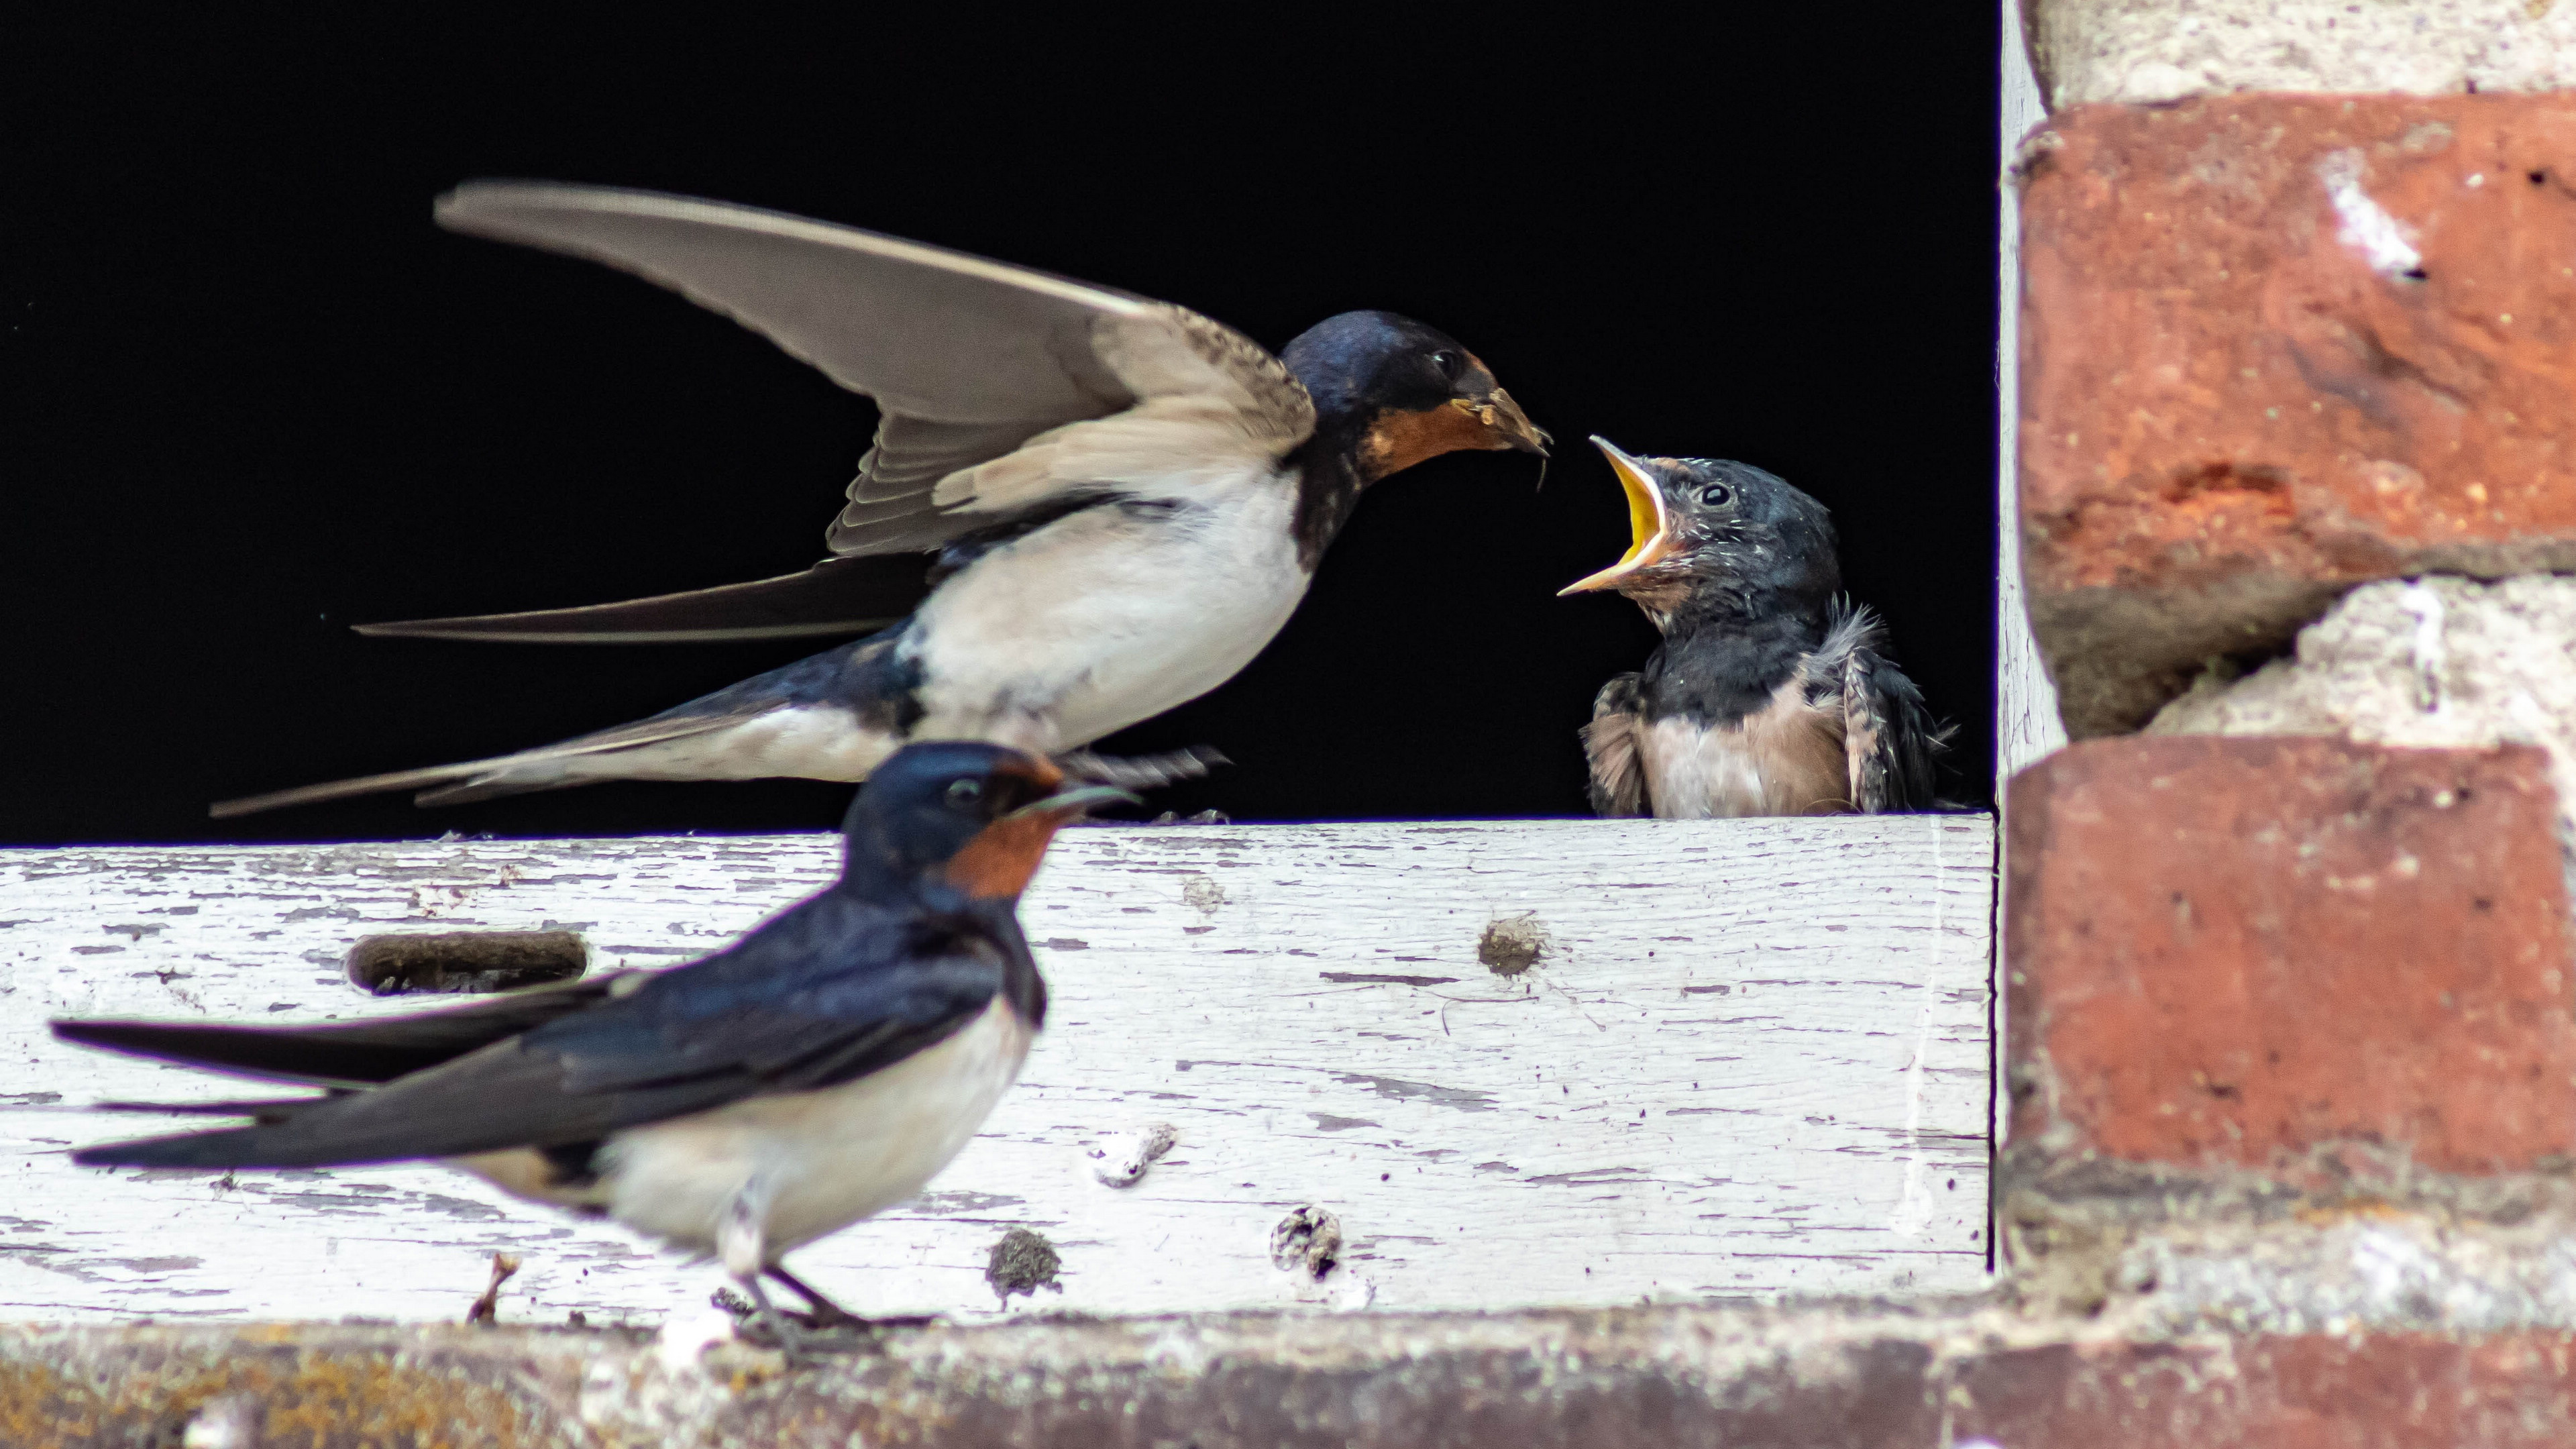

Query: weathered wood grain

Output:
[0, 816, 1993, 1324]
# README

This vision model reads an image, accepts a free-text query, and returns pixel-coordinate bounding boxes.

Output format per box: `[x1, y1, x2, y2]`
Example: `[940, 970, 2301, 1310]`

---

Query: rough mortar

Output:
[2028, 0, 2576, 107]
[2150, 573, 2576, 898]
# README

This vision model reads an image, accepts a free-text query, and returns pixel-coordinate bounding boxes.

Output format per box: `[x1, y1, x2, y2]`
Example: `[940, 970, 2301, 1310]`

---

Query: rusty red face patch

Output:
[938, 753, 1071, 900]
[1358, 399, 1514, 482]
[941, 812, 1071, 900]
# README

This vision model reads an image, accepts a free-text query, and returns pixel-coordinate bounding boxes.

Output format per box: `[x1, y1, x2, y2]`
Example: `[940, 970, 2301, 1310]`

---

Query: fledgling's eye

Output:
[945, 777, 985, 810]
[1699, 483, 1733, 507]
[1429, 350, 1461, 381]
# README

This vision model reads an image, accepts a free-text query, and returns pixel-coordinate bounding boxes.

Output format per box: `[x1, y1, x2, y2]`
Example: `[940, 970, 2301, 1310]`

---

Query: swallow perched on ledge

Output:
[64, 743, 1155, 1350]
[1561, 438, 1946, 818]
[210, 182, 1545, 818]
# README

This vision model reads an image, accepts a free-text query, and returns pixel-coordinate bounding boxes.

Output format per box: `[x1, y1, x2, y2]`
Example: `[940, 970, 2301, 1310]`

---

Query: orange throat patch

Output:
[1358, 401, 1506, 480]
[943, 814, 1070, 900]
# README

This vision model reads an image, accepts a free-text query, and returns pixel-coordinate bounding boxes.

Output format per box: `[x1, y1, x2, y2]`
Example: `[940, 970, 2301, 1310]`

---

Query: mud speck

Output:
[1181, 875, 1227, 915]
[1477, 915, 1546, 976]
[985, 1226, 1064, 1305]
[1269, 1205, 1343, 1280]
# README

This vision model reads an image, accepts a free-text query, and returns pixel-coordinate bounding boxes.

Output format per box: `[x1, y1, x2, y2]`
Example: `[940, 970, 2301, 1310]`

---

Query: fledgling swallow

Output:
[1561, 438, 1947, 818]
[210, 182, 1546, 818]
[61, 742, 1174, 1352]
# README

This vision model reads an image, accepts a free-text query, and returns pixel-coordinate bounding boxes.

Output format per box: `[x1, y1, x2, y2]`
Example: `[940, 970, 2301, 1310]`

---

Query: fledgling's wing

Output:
[362, 183, 1316, 643]
[64, 922, 1013, 1171]
[1583, 673, 1650, 818]
[1815, 604, 1947, 813]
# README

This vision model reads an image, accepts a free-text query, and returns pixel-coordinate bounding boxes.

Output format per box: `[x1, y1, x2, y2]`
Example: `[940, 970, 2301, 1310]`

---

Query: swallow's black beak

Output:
[1451, 374, 1550, 458]
[1006, 783, 1142, 821]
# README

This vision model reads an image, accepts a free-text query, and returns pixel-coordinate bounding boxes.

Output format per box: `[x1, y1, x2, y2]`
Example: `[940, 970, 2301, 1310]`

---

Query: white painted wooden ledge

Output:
[0, 816, 1994, 1325]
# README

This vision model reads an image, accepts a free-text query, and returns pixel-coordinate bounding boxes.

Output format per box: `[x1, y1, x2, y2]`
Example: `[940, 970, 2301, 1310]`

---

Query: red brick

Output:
[1955, 1332, 2576, 1448]
[2019, 95, 2576, 736]
[2007, 736, 2574, 1176]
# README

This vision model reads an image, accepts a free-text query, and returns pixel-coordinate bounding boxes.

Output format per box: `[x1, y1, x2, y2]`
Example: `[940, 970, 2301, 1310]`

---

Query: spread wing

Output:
[366, 182, 1316, 643]
[1583, 672, 1650, 818]
[62, 910, 1012, 1169]
[1814, 604, 1947, 814]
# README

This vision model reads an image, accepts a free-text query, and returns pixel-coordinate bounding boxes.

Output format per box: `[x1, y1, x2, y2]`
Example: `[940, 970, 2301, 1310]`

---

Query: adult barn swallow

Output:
[62, 742, 1139, 1348]
[211, 182, 1545, 818]
[1561, 439, 1945, 818]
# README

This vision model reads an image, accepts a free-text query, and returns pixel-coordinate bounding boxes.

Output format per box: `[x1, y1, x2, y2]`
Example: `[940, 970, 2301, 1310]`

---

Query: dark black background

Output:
[5, 12, 1999, 845]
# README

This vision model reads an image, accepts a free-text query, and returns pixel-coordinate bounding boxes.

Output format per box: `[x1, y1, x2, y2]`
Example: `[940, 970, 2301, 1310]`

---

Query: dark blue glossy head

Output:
[1281, 310, 1547, 481]
[840, 742, 1110, 903]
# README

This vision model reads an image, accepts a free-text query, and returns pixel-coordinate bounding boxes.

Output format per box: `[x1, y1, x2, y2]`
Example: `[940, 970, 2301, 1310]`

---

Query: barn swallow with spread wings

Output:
[211, 182, 1544, 818]
[65, 742, 1175, 1352]
[1561, 438, 1946, 818]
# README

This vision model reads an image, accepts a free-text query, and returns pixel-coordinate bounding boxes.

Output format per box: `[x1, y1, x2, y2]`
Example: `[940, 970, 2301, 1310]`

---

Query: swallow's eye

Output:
[1699, 483, 1733, 507]
[1430, 350, 1461, 381]
[945, 778, 985, 810]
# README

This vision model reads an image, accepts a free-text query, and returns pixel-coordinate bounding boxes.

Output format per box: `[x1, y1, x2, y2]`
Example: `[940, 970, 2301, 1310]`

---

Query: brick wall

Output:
[14, 6, 2576, 1444]
[1989, 0, 2576, 1440]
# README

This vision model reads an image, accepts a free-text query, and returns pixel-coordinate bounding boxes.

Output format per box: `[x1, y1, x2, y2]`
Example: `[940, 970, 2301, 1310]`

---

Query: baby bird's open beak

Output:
[1557, 437, 1675, 595]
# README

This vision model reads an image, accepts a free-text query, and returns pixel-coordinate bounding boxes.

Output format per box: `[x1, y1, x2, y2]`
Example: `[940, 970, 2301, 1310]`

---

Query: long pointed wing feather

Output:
[54, 974, 633, 1086]
[437, 182, 1150, 421]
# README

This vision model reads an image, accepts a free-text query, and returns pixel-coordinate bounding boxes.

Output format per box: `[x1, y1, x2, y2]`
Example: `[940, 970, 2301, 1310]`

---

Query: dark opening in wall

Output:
[7, 11, 2001, 844]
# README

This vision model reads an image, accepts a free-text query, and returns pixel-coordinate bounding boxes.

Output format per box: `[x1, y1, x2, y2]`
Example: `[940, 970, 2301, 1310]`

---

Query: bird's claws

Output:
[712, 1286, 928, 1346]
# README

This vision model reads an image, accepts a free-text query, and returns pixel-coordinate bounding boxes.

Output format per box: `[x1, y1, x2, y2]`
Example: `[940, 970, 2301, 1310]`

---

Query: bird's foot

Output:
[716, 1288, 927, 1356]
[718, 1279, 830, 1364]
[760, 1265, 937, 1337]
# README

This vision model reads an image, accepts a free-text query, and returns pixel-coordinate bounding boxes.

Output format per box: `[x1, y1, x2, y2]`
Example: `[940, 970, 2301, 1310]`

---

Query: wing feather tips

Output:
[1584, 674, 1650, 818]
[52, 1018, 382, 1087]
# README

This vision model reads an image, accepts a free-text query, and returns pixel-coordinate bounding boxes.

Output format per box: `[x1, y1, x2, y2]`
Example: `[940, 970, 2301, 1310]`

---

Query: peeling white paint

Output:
[2318, 148, 2424, 278]
[0, 816, 1994, 1322]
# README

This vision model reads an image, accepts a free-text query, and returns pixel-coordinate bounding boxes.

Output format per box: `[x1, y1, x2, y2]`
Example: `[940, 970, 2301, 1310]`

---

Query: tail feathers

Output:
[412, 771, 584, 810]
[207, 757, 546, 820]
[73, 1120, 398, 1171]
[53, 975, 621, 1088]
[93, 1094, 341, 1123]
[207, 704, 773, 819]
[353, 555, 930, 645]
[54, 1019, 429, 1088]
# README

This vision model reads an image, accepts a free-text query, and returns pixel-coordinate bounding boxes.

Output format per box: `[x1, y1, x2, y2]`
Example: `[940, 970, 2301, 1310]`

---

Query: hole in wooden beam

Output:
[344, 930, 587, 996]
